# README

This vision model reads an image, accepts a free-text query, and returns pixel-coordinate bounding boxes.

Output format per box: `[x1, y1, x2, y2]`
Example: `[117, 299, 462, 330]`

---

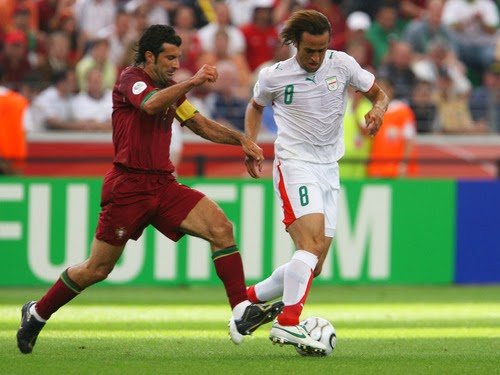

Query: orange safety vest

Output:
[0, 87, 28, 160]
[368, 100, 418, 178]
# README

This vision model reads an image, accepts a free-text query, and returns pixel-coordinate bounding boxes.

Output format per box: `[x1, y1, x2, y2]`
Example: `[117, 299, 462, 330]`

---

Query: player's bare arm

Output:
[362, 82, 389, 136]
[244, 100, 265, 179]
[184, 113, 264, 163]
[142, 64, 218, 115]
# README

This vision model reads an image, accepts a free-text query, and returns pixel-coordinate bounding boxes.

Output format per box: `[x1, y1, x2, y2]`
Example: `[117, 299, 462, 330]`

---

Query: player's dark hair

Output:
[280, 10, 331, 46]
[134, 24, 182, 65]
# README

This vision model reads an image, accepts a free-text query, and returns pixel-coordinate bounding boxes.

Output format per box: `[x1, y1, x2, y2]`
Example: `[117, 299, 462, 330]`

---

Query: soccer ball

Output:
[295, 317, 337, 356]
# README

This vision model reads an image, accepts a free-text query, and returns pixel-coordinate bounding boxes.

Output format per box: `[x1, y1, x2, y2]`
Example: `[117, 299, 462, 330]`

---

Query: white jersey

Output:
[253, 50, 374, 163]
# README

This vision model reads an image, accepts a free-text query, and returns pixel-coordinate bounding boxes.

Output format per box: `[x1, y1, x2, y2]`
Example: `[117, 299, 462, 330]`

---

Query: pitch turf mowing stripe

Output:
[2, 327, 499, 340]
[3, 304, 499, 322]
[2, 287, 500, 375]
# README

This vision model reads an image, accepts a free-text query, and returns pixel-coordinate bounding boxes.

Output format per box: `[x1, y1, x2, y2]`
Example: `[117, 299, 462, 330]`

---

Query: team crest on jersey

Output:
[326, 76, 338, 91]
[115, 227, 127, 240]
[132, 81, 147, 95]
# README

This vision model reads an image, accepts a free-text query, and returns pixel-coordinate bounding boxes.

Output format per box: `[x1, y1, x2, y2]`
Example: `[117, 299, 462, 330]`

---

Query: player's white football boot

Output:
[269, 321, 327, 355]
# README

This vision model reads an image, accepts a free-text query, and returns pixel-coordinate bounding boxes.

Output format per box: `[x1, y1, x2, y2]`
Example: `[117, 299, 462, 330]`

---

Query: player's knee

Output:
[89, 265, 114, 283]
[307, 237, 326, 255]
[209, 218, 234, 243]
[313, 264, 323, 278]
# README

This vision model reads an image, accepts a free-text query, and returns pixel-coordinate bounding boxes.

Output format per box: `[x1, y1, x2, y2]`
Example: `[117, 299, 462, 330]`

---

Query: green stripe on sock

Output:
[212, 246, 238, 261]
[60, 269, 82, 294]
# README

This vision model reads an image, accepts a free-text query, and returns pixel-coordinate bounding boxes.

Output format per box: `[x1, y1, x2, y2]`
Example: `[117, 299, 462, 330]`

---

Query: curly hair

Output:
[280, 10, 331, 46]
[134, 24, 182, 65]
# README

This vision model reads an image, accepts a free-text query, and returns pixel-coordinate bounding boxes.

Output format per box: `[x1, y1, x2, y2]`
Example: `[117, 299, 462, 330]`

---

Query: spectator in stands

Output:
[172, 5, 202, 73]
[124, 0, 172, 27]
[240, 0, 280, 71]
[75, 38, 117, 91]
[340, 87, 373, 179]
[342, 11, 374, 70]
[210, 61, 249, 131]
[377, 41, 417, 102]
[196, 28, 252, 97]
[10, 5, 46, 70]
[36, 0, 74, 34]
[70, 67, 112, 132]
[96, 9, 135, 72]
[38, 32, 72, 86]
[55, 11, 85, 67]
[0, 67, 29, 174]
[174, 0, 211, 29]
[433, 67, 488, 134]
[403, 0, 454, 57]
[305, 0, 347, 51]
[368, 78, 418, 178]
[18, 71, 45, 104]
[37, 0, 58, 33]
[120, 3, 151, 68]
[226, 0, 262, 27]
[365, 3, 404, 68]
[441, 0, 499, 72]
[197, 1, 246, 55]
[0, 30, 33, 91]
[0, 0, 38, 33]
[409, 80, 437, 133]
[273, 0, 306, 25]
[74, 0, 116, 45]
[469, 61, 500, 132]
[412, 40, 471, 96]
[28, 69, 78, 131]
[399, 0, 428, 24]
[340, 0, 384, 20]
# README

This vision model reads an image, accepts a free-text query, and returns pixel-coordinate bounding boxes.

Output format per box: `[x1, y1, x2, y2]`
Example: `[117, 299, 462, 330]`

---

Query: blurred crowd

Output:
[0, 0, 499, 175]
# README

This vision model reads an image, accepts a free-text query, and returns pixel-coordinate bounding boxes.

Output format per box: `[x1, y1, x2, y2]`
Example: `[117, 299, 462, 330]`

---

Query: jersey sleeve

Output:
[345, 54, 375, 93]
[118, 69, 159, 110]
[253, 66, 274, 107]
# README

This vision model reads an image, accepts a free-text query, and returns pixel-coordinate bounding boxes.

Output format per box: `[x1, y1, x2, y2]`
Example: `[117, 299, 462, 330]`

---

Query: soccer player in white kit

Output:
[240, 10, 389, 354]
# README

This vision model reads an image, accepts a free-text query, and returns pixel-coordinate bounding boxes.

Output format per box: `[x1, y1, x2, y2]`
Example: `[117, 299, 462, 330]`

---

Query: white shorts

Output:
[273, 158, 340, 237]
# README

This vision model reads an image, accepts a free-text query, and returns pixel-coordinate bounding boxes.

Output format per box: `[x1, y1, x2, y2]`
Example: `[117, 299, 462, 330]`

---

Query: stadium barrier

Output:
[1, 177, 477, 286]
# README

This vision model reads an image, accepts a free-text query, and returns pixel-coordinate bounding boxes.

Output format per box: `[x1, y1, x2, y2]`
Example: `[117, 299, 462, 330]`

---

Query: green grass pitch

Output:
[1, 285, 499, 374]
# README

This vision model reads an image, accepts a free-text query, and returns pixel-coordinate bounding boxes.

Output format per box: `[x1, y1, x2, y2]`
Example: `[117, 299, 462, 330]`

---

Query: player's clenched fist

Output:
[191, 64, 218, 86]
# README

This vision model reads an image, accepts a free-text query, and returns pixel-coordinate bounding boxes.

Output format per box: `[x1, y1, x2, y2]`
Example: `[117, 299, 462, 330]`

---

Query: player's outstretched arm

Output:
[142, 65, 218, 115]
[183, 113, 264, 165]
[244, 101, 265, 179]
[362, 82, 389, 136]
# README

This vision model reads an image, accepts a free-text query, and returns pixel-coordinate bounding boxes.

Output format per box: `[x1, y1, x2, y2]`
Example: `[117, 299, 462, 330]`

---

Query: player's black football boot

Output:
[17, 301, 45, 354]
[228, 301, 284, 344]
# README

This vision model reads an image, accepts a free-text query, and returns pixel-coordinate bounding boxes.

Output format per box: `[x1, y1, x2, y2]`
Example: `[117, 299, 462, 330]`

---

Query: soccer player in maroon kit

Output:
[17, 24, 283, 354]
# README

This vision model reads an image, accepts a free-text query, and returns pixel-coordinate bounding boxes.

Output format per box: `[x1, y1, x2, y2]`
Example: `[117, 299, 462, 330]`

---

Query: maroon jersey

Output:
[112, 66, 186, 173]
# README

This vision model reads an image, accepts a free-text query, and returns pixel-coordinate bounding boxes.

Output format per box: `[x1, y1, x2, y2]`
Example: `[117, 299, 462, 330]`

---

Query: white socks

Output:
[254, 250, 318, 304]
[282, 250, 318, 306]
[253, 263, 288, 302]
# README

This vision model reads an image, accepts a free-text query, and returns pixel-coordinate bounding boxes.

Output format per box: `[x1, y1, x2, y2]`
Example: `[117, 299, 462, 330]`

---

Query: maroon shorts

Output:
[95, 167, 205, 246]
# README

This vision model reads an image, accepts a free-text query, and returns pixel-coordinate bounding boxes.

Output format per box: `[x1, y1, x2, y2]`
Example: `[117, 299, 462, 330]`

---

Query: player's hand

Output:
[364, 106, 385, 137]
[241, 137, 264, 178]
[191, 64, 218, 86]
[245, 156, 264, 179]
